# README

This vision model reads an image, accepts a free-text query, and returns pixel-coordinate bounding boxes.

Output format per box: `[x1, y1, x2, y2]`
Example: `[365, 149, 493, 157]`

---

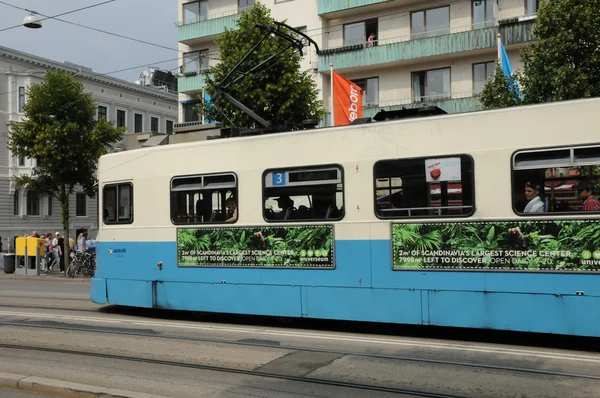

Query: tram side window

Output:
[171, 173, 237, 224]
[512, 145, 600, 214]
[103, 183, 133, 224]
[374, 155, 474, 218]
[263, 166, 344, 221]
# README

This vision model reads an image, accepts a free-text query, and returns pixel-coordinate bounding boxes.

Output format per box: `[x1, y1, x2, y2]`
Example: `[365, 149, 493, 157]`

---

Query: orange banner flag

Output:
[332, 71, 363, 126]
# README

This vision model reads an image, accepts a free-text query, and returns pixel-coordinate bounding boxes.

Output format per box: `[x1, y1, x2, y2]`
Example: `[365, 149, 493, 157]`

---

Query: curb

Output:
[0, 274, 89, 283]
[0, 371, 169, 397]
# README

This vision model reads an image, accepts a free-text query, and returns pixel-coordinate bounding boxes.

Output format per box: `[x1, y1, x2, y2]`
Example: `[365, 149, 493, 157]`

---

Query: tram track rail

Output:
[1, 320, 599, 382]
[0, 342, 463, 398]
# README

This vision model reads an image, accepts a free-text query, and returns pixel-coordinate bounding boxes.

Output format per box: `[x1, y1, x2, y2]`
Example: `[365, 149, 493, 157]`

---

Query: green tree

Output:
[7, 69, 124, 272]
[479, 62, 523, 109]
[200, 3, 323, 129]
[519, 0, 600, 104]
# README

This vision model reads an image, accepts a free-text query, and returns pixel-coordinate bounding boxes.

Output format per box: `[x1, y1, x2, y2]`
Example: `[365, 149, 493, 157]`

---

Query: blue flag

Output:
[203, 91, 216, 124]
[498, 36, 522, 100]
[499, 39, 513, 78]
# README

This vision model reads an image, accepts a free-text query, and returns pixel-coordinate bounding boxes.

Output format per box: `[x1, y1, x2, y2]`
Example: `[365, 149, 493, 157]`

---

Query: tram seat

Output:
[283, 207, 294, 220]
[325, 205, 337, 219]
[196, 199, 211, 222]
[295, 205, 311, 219]
[210, 210, 224, 222]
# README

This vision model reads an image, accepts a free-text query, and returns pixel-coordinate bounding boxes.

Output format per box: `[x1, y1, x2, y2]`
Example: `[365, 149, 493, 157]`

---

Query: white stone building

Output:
[0, 46, 178, 251]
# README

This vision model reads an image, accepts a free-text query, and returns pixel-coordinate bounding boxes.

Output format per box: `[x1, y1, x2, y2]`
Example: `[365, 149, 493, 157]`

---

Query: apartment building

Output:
[176, 0, 539, 127]
[0, 46, 178, 249]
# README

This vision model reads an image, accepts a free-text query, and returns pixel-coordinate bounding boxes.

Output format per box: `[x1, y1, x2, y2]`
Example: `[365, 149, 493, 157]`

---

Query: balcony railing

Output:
[177, 8, 250, 42]
[318, 0, 391, 16]
[178, 70, 209, 94]
[363, 91, 482, 117]
[321, 92, 482, 126]
[318, 17, 536, 72]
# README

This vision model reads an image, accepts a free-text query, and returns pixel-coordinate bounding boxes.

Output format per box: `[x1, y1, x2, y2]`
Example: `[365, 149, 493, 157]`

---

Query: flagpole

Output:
[330, 63, 335, 127]
[497, 33, 501, 62]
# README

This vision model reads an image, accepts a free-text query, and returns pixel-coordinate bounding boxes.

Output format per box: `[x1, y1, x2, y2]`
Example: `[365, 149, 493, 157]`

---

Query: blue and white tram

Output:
[91, 98, 600, 337]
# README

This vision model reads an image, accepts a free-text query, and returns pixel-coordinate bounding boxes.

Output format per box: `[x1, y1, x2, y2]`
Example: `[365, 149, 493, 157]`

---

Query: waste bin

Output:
[3, 253, 15, 274]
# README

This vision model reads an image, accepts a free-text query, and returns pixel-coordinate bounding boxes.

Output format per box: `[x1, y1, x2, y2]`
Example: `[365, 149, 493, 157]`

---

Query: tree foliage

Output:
[481, 0, 600, 109]
[7, 69, 124, 252]
[520, 0, 600, 104]
[200, 3, 323, 129]
[479, 62, 523, 109]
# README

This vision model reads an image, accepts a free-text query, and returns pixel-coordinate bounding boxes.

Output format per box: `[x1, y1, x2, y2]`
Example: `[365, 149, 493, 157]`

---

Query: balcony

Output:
[363, 92, 482, 118]
[177, 9, 242, 43]
[318, 0, 392, 16]
[177, 71, 208, 94]
[321, 92, 482, 126]
[318, 17, 536, 72]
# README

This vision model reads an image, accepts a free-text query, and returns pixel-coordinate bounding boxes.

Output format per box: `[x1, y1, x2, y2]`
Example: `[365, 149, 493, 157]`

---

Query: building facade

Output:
[176, 0, 539, 128]
[0, 46, 178, 251]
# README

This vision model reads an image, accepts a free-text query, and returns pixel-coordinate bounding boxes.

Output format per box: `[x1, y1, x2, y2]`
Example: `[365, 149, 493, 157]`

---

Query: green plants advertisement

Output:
[392, 220, 600, 271]
[177, 225, 334, 268]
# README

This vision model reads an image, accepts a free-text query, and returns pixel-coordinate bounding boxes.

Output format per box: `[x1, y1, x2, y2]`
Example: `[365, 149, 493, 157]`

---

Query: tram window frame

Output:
[262, 164, 345, 223]
[170, 172, 238, 225]
[511, 144, 600, 216]
[102, 183, 134, 225]
[373, 154, 476, 219]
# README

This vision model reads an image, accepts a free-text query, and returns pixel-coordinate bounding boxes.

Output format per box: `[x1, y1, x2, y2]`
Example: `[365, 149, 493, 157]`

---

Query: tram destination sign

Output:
[177, 225, 334, 269]
[392, 220, 600, 272]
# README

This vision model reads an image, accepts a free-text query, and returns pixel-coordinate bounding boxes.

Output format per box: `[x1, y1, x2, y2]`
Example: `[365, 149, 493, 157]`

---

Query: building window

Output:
[48, 195, 52, 216]
[354, 77, 379, 107]
[183, 50, 209, 74]
[525, 0, 540, 15]
[18, 157, 25, 166]
[103, 183, 133, 224]
[134, 113, 143, 133]
[411, 6, 450, 39]
[151, 117, 159, 132]
[14, 190, 19, 215]
[374, 155, 475, 219]
[27, 191, 40, 216]
[473, 61, 495, 94]
[171, 173, 237, 224]
[183, 1, 208, 23]
[97, 106, 107, 120]
[18, 87, 25, 113]
[76, 193, 87, 216]
[239, 0, 254, 9]
[117, 109, 126, 129]
[473, 0, 496, 28]
[512, 145, 600, 214]
[412, 68, 451, 101]
[183, 103, 200, 122]
[263, 165, 344, 222]
[166, 120, 174, 134]
[343, 19, 378, 46]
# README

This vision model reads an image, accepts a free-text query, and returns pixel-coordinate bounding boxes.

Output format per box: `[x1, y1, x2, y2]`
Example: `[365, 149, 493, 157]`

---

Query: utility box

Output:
[15, 237, 26, 256]
[26, 237, 45, 256]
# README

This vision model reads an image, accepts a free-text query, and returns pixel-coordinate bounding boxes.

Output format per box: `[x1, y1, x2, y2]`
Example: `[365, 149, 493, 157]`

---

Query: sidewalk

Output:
[0, 270, 89, 282]
[0, 371, 166, 397]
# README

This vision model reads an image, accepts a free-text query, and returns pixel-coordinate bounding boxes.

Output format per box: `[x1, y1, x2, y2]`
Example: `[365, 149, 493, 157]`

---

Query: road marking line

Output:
[1, 310, 598, 363]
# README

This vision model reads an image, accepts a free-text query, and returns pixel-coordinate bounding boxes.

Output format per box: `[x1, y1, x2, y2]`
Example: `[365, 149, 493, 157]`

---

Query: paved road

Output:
[0, 388, 59, 397]
[1, 275, 599, 398]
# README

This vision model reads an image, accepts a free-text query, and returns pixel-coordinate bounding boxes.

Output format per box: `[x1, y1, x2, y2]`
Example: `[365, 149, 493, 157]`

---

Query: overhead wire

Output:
[0, 0, 117, 32]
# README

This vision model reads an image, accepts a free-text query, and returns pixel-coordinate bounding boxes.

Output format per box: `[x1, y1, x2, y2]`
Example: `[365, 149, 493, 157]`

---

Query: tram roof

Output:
[102, 96, 600, 160]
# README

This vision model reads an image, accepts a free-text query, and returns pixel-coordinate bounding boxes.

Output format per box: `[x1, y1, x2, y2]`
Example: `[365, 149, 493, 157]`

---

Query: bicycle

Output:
[67, 250, 95, 278]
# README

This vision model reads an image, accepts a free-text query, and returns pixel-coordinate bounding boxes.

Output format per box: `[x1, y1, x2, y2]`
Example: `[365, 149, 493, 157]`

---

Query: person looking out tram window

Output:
[575, 181, 600, 212]
[225, 197, 238, 222]
[523, 182, 545, 213]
